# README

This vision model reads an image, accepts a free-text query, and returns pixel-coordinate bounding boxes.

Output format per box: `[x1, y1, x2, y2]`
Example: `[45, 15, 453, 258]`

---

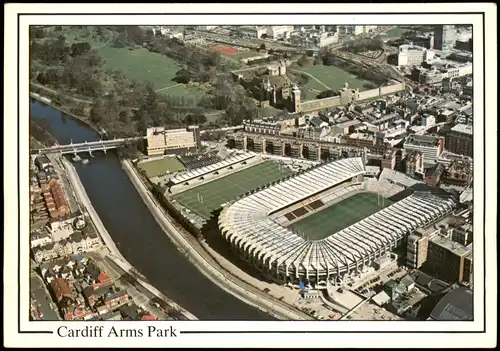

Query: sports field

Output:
[289, 192, 393, 240]
[171, 161, 293, 219]
[297, 65, 376, 101]
[97, 47, 183, 89]
[139, 157, 185, 178]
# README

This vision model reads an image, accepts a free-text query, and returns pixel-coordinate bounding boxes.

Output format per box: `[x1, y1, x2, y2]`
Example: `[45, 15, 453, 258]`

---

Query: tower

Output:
[291, 85, 301, 113]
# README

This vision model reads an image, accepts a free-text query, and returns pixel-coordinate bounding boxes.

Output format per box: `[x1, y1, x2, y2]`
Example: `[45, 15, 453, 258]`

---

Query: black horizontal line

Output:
[19, 331, 54, 334]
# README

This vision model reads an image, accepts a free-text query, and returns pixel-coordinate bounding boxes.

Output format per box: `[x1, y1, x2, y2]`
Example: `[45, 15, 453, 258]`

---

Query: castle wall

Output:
[357, 87, 380, 101]
[299, 96, 341, 113]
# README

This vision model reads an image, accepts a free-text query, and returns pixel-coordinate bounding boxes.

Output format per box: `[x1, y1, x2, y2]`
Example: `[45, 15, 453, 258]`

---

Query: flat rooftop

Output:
[450, 123, 473, 135]
[404, 134, 441, 148]
[430, 235, 471, 257]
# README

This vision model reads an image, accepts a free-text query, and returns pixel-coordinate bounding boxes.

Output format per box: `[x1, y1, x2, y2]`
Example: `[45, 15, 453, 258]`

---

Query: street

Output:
[85, 250, 173, 320]
[30, 273, 61, 321]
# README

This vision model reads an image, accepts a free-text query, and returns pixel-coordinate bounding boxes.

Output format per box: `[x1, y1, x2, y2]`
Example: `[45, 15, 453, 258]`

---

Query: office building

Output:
[397, 45, 434, 66]
[446, 124, 473, 157]
[266, 26, 294, 40]
[433, 25, 457, 50]
[146, 126, 200, 156]
[406, 227, 438, 269]
[403, 134, 445, 167]
[427, 235, 472, 283]
[451, 223, 473, 246]
[405, 151, 424, 177]
[421, 114, 436, 130]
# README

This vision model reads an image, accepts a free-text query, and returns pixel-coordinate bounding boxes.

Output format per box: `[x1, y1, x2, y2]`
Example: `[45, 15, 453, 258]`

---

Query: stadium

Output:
[218, 157, 456, 286]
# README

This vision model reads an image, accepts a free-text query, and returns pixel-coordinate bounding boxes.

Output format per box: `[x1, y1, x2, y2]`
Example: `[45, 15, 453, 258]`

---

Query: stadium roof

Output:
[219, 158, 456, 279]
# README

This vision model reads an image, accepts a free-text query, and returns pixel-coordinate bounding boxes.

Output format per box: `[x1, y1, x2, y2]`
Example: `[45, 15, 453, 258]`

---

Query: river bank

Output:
[62, 156, 197, 320]
[30, 91, 101, 136]
[122, 158, 310, 320]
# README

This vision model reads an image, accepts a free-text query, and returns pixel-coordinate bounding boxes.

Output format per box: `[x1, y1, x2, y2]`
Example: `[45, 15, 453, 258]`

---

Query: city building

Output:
[421, 114, 436, 130]
[397, 45, 434, 66]
[405, 151, 424, 177]
[442, 158, 473, 187]
[403, 134, 445, 167]
[146, 126, 200, 156]
[406, 226, 439, 269]
[433, 25, 457, 51]
[451, 223, 473, 246]
[336, 25, 377, 36]
[266, 25, 294, 40]
[238, 26, 267, 38]
[381, 148, 397, 170]
[446, 124, 473, 157]
[424, 163, 446, 186]
[427, 235, 472, 283]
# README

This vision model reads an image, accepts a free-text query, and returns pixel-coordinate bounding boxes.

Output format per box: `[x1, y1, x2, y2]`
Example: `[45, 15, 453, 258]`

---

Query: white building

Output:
[403, 134, 445, 167]
[397, 45, 434, 66]
[266, 25, 294, 40]
[239, 26, 267, 39]
[31, 230, 53, 249]
[317, 32, 339, 47]
[336, 25, 377, 36]
[421, 114, 436, 130]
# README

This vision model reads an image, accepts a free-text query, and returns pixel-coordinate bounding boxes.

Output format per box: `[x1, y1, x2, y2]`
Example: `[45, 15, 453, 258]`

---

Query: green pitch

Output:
[139, 157, 185, 178]
[289, 192, 393, 240]
[171, 161, 293, 219]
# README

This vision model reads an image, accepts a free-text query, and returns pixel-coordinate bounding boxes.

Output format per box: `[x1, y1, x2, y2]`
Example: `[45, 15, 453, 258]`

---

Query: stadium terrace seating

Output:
[170, 153, 255, 185]
[179, 151, 223, 170]
[218, 158, 456, 284]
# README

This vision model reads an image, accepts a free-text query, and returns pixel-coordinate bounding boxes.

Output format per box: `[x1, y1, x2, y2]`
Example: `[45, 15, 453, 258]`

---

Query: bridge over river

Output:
[30, 137, 146, 156]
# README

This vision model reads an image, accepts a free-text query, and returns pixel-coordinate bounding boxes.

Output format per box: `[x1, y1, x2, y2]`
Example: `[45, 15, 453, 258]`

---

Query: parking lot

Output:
[30, 274, 60, 321]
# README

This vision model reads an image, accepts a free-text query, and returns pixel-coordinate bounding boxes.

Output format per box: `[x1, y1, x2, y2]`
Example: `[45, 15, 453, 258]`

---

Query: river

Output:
[30, 100, 274, 320]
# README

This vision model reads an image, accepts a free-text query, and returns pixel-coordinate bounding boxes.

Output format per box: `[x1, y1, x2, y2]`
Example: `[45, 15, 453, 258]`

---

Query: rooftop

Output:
[430, 235, 471, 257]
[450, 123, 473, 135]
[404, 134, 442, 148]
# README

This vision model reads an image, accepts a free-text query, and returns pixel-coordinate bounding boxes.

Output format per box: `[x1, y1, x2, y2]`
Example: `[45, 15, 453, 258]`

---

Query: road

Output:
[30, 273, 60, 321]
[86, 250, 173, 320]
[123, 159, 313, 320]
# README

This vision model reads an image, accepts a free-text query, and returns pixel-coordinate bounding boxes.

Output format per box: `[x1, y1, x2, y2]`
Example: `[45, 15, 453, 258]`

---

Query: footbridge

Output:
[30, 137, 146, 156]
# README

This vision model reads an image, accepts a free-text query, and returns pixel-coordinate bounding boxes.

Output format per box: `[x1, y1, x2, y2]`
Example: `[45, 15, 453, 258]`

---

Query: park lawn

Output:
[172, 161, 293, 219]
[139, 157, 186, 178]
[298, 65, 374, 99]
[382, 27, 411, 38]
[97, 47, 183, 89]
[289, 192, 393, 240]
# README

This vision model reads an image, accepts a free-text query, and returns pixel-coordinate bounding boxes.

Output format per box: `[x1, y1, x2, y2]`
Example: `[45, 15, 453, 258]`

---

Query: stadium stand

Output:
[178, 151, 222, 170]
[218, 158, 456, 285]
[169, 153, 255, 186]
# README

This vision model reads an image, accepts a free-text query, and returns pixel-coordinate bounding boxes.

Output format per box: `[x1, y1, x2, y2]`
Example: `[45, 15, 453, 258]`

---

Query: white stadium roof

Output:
[218, 158, 455, 282]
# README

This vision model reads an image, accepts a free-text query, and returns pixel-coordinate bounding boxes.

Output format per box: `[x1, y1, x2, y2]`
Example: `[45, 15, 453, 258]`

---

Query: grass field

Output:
[297, 65, 376, 101]
[139, 157, 185, 178]
[382, 27, 411, 38]
[172, 161, 293, 219]
[289, 192, 393, 240]
[97, 47, 183, 89]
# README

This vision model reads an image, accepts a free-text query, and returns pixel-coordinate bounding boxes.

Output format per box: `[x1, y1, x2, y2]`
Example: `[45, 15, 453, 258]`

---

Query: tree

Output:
[259, 43, 266, 51]
[173, 69, 192, 84]
[71, 42, 92, 56]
